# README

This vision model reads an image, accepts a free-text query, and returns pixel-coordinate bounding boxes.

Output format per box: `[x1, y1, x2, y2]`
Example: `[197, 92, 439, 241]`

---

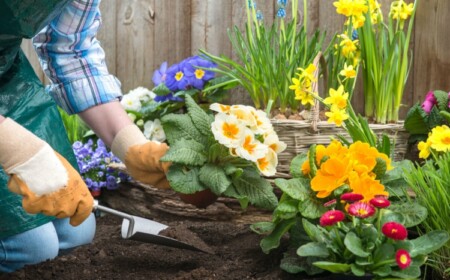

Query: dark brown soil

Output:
[0, 212, 301, 280]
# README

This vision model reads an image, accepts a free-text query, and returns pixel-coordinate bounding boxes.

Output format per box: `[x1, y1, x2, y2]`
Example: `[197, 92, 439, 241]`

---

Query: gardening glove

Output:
[111, 124, 171, 189]
[0, 118, 93, 226]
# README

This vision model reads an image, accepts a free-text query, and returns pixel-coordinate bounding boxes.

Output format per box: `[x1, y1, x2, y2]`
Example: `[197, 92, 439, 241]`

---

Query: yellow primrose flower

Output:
[235, 129, 268, 162]
[348, 171, 388, 202]
[325, 107, 349, 127]
[390, 0, 414, 21]
[418, 140, 432, 159]
[311, 156, 352, 198]
[324, 85, 349, 110]
[339, 63, 357, 79]
[257, 149, 278, 177]
[427, 125, 450, 152]
[211, 113, 245, 148]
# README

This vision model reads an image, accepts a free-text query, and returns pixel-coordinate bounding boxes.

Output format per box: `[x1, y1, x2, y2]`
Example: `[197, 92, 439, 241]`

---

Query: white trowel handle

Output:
[93, 200, 135, 238]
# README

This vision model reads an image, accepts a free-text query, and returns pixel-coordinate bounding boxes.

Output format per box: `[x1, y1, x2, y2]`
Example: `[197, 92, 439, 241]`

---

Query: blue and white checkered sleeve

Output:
[32, 0, 122, 114]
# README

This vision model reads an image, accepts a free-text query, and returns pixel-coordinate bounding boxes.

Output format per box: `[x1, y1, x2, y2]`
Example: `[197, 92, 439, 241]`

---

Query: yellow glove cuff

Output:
[111, 124, 148, 162]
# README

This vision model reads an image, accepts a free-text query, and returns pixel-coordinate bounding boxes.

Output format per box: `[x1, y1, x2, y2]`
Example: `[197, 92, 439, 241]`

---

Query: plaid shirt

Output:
[33, 0, 122, 114]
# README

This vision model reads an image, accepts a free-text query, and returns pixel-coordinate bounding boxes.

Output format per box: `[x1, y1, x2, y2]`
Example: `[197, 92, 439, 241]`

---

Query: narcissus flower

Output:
[341, 192, 364, 202]
[348, 202, 375, 218]
[324, 85, 349, 110]
[370, 196, 390, 208]
[320, 210, 345, 226]
[339, 63, 357, 79]
[325, 107, 349, 127]
[382, 222, 408, 240]
[395, 249, 412, 269]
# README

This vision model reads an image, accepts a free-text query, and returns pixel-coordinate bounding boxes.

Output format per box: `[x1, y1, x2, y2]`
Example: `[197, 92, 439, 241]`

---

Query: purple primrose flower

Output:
[184, 56, 216, 90]
[152, 61, 168, 86]
[165, 61, 189, 91]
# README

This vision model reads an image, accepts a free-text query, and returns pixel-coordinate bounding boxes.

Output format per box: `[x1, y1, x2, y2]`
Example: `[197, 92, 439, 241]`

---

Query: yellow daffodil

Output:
[325, 107, 349, 127]
[340, 63, 357, 79]
[211, 113, 245, 148]
[390, 0, 414, 21]
[333, 0, 354, 17]
[339, 34, 358, 58]
[324, 85, 349, 110]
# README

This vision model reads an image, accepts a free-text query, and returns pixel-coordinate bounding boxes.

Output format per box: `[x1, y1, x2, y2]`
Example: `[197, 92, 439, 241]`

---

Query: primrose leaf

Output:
[231, 169, 278, 210]
[404, 103, 429, 135]
[250, 221, 275, 235]
[166, 165, 205, 194]
[372, 157, 387, 179]
[152, 83, 171, 96]
[198, 164, 231, 195]
[274, 177, 311, 201]
[302, 219, 327, 243]
[184, 94, 214, 136]
[433, 90, 449, 112]
[298, 196, 327, 219]
[260, 218, 296, 254]
[289, 153, 308, 178]
[161, 113, 207, 145]
[161, 139, 206, 166]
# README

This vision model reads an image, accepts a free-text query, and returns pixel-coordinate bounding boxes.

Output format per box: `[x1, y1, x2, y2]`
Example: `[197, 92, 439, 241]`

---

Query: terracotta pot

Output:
[178, 189, 218, 208]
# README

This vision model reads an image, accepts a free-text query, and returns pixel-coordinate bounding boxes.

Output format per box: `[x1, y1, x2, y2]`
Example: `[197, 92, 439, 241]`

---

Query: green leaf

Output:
[161, 139, 207, 166]
[372, 265, 392, 277]
[350, 263, 366, 277]
[390, 265, 421, 279]
[166, 165, 205, 194]
[380, 209, 406, 225]
[344, 232, 370, 257]
[289, 153, 308, 178]
[280, 248, 324, 275]
[274, 177, 311, 201]
[308, 144, 318, 177]
[260, 219, 296, 254]
[184, 95, 214, 136]
[198, 164, 231, 195]
[372, 157, 388, 179]
[250, 221, 274, 235]
[223, 163, 243, 179]
[302, 219, 327, 243]
[388, 202, 428, 228]
[409, 230, 450, 257]
[152, 83, 171, 96]
[297, 242, 330, 258]
[312, 261, 351, 274]
[276, 199, 299, 214]
[433, 90, 449, 112]
[161, 113, 206, 145]
[404, 103, 429, 135]
[428, 106, 445, 129]
[298, 197, 327, 219]
[231, 169, 278, 209]
[373, 243, 395, 264]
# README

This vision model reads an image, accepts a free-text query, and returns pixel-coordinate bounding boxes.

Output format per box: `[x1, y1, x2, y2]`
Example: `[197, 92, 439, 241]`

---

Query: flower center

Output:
[195, 69, 205, 79]
[442, 136, 450, 145]
[222, 123, 239, 139]
[258, 158, 269, 170]
[175, 71, 184, 81]
[391, 229, 398, 234]
[243, 136, 257, 153]
[357, 209, 368, 215]
[400, 255, 408, 264]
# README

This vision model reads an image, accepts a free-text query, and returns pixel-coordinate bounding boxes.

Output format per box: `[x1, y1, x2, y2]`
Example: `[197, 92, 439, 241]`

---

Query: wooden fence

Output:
[22, 0, 450, 118]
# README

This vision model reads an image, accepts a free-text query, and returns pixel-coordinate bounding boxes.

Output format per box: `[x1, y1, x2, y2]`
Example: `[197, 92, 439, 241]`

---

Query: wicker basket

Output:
[270, 53, 409, 178]
[271, 119, 409, 178]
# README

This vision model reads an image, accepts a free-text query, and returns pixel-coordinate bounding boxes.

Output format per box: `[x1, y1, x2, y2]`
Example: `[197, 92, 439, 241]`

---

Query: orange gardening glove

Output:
[0, 118, 93, 226]
[111, 124, 171, 189]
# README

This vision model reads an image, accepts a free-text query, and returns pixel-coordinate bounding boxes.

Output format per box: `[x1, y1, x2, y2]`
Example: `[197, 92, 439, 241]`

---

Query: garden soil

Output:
[1, 213, 302, 280]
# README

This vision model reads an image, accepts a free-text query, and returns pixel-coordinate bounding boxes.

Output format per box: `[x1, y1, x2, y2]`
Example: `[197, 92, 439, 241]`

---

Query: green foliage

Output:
[161, 95, 278, 210]
[58, 108, 89, 144]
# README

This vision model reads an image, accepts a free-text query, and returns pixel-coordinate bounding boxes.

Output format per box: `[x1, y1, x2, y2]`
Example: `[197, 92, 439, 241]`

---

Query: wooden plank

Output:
[413, 0, 450, 104]
[21, 40, 46, 83]
[116, 0, 156, 92]
[97, 0, 117, 76]
[153, 0, 191, 70]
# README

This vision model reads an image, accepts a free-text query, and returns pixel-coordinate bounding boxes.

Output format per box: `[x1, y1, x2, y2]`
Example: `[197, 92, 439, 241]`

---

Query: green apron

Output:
[0, 0, 77, 239]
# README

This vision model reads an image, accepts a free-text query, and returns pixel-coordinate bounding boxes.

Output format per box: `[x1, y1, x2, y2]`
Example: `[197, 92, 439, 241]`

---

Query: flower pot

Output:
[90, 189, 102, 197]
[178, 189, 218, 208]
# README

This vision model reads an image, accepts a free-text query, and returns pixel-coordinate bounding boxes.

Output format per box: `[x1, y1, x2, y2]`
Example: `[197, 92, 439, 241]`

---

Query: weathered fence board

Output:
[21, 0, 449, 118]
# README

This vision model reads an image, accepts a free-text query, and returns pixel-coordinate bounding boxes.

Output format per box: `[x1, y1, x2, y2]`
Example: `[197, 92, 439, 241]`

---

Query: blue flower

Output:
[154, 92, 184, 102]
[184, 56, 216, 90]
[256, 10, 264, 21]
[276, 7, 286, 18]
[352, 29, 359, 41]
[277, 0, 287, 7]
[152, 61, 168, 86]
[165, 61, 189, 91]
[248, 0, 256, 9]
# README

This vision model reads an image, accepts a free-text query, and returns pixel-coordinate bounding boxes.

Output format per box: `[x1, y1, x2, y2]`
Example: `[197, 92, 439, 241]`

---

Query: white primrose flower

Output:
[235, 128, 268, 162]
[264, 131, 287, 154]
[121, 93, 142, 112]
[257, 149, 278, 177]
[211, 113, 245, 148]
[250, 109, 273, 135]
[128, 86, 156, 103]
[210, 103, 231, 114]
[229, 105, 257, 128]
[143, 119, 166, 142]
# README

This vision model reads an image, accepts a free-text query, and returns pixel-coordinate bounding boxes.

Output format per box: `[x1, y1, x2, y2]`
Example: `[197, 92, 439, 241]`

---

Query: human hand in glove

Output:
[0, 118, 93, 226]
[111, 124, 171, 189]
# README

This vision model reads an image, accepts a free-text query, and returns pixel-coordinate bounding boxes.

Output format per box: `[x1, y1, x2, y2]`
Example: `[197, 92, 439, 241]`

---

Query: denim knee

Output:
[0, 222, 59, 273]
[52, 213, 96, 251]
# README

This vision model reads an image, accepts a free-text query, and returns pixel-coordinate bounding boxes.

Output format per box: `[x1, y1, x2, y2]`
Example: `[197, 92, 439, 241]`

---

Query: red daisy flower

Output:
[396, 249, 411, 269]
[323, 199, 337, 207]
[370, 196, 391, 208]
[382, 222, 408, 240]
[320, 210, 345, 226]
[347, 202, 375, 218]
[341, 193, 364, 202]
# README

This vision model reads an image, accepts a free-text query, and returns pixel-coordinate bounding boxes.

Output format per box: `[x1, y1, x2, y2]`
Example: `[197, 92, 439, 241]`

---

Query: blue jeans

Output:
[0, 214, 96, 273]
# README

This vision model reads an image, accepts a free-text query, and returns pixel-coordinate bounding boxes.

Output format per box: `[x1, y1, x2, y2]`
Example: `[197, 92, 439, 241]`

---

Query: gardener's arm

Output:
[33, 0, 170, 189]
